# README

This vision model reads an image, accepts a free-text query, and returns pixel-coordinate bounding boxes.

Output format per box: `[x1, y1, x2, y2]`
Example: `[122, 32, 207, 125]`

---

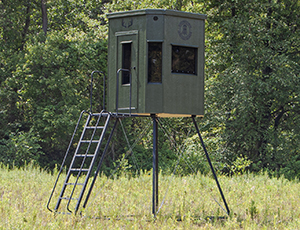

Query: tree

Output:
[0, 0, 108, 168]
[205, 0, 300, 175]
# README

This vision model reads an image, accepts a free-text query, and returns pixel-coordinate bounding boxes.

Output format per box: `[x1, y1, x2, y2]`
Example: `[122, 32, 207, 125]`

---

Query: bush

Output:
[0, 129, 43, 168]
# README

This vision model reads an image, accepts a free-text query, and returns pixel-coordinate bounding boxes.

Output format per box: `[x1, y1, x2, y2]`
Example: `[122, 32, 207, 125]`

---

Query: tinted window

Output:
[148, 42, 162, 83]
[122, 43, 131, 84]
[172, 46, 197, 75]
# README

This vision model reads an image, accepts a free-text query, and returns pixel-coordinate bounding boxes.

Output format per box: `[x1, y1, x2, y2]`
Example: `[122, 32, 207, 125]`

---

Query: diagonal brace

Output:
[192, 116, 230, 215]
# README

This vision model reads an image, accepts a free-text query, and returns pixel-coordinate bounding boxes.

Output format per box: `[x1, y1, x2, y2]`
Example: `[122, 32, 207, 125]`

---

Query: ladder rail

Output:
[67, 112, 112, 213]
[47, 110, 88, 213]
[65, 111, 104, 212]
[82, 118, 119, 209]
[54, 111, 93, 211]
[63, 112, 102, 212]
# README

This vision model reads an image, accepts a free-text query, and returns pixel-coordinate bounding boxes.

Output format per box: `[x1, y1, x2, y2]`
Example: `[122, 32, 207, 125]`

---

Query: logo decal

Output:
[122, 19, 133, 28]
[178, 20, 192, 40]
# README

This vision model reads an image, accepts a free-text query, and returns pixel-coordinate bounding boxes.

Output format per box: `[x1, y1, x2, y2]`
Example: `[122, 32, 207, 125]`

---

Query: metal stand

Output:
[151, 114, 159, 216]
[48, 111, 230, 216]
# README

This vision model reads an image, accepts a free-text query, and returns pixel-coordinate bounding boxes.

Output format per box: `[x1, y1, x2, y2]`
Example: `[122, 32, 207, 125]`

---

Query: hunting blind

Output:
[47, 9, 230, 217]
[107, 9, 206, 117]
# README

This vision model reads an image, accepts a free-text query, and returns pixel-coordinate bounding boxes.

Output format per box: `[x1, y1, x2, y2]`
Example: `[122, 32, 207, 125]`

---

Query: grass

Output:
[1, 163, 300, 229]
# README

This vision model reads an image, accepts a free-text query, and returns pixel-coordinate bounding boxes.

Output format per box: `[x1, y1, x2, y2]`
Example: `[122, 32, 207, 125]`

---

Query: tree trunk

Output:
[41, 0, 47, 36]
[20, 1, 31, 50]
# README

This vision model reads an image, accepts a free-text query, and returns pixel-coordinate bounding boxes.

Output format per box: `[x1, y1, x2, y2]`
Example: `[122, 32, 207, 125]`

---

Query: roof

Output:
[107, 9, 207, 20]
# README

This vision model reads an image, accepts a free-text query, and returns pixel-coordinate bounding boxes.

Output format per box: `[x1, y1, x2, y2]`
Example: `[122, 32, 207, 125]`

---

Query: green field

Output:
[0, 164, 300, 229]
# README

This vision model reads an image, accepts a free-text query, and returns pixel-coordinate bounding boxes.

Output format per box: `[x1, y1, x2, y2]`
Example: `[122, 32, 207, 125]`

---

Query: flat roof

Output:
[107, 9, 207, 20]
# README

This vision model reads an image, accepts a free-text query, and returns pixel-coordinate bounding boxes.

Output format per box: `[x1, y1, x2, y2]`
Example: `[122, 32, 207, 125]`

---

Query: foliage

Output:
[204, 0, 300, 177]
[0, 0, 299, 180]
[0, 0, 108, 168]
[0, 129, 42, 168]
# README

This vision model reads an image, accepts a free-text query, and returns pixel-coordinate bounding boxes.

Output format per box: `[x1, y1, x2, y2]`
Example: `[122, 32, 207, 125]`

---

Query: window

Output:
[148, 42, 162, 83]
[171, 46, 197, 75]
[122, 42, 131, 84]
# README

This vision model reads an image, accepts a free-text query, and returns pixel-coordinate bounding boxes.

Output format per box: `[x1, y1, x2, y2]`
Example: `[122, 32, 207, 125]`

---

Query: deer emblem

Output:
[122, 19, 133, 28]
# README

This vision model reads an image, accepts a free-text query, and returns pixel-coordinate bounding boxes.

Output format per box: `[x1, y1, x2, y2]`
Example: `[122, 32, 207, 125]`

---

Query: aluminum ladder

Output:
[47, 110, 115, 214]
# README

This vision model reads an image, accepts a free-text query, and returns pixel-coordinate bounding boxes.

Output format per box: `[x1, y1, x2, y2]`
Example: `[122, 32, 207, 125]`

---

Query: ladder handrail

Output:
[116, 68, 132, 115]
[47, 110, 89, 213]
[90, 70, 106, 113]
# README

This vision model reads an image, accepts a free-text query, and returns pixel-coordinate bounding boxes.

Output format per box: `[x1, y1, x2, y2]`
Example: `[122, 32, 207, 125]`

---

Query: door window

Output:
[122, 42, 132, 84]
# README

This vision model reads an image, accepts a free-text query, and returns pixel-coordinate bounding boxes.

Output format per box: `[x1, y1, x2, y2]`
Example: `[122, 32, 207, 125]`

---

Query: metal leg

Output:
[152, 114, 159, 216]
[192, 116, 230, 215]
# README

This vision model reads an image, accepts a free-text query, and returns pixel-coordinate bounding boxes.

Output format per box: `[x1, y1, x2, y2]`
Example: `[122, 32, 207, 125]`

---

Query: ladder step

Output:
[80, 140, 99, 143]
[65, 183, 85, 186]
[75, 154, 95, 157]
[86, 126, 104, 129]
[70, 168, 89, 172]
[60, 197, 79, 201]
[91, 113, 108, 117]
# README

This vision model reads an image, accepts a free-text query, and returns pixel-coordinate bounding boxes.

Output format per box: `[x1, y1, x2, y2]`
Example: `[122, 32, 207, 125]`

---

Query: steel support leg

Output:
[151, 114, 159, 216]
[192, 116, 230, 215]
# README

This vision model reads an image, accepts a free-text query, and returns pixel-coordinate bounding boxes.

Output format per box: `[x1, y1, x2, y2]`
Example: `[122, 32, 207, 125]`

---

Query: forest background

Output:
[0, 0, 299, 179]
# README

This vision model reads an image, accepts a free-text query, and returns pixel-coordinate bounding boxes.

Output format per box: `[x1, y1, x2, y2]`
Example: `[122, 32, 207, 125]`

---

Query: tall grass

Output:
[0, 163, 300, 229]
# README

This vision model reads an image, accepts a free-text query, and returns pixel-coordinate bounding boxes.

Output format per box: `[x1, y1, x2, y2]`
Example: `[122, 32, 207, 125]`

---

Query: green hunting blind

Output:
[47, 9, 230, 217]
[107, 9, 206, 117]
